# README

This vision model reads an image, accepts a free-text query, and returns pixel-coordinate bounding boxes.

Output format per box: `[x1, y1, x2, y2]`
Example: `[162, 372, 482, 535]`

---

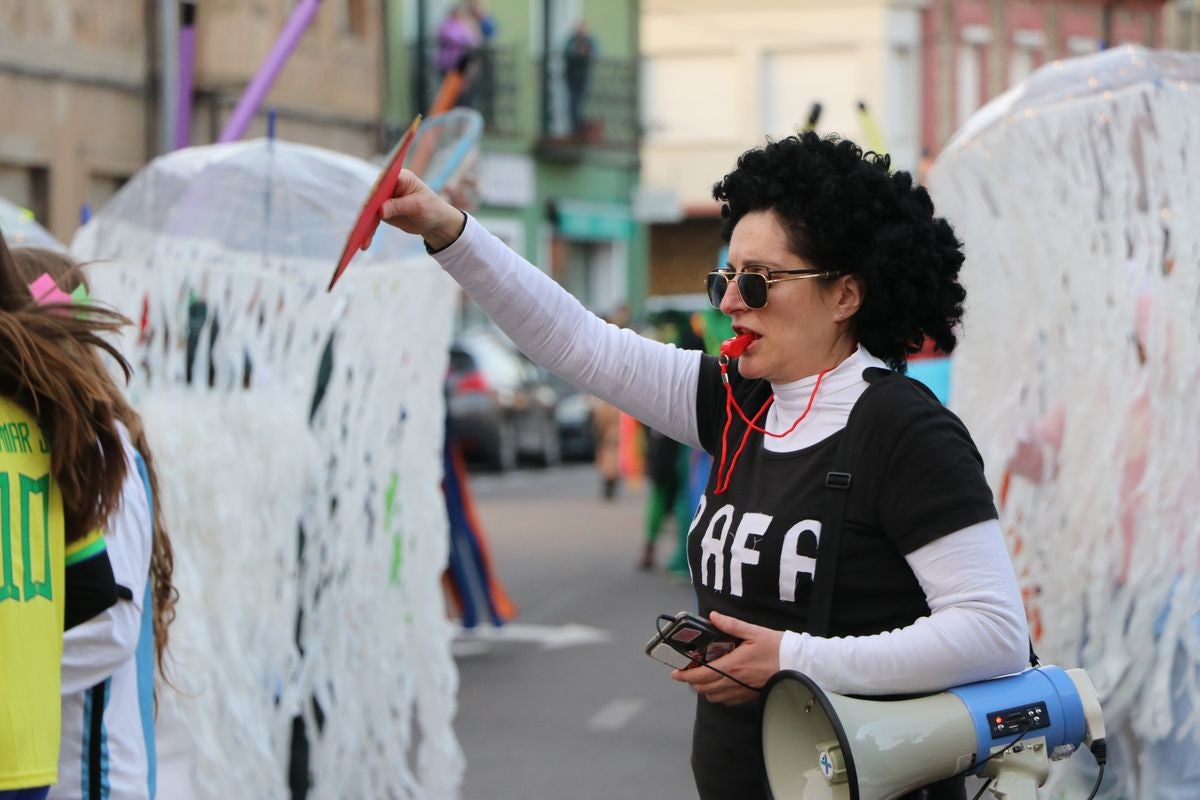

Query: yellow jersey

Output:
[0, 396, 65, 790]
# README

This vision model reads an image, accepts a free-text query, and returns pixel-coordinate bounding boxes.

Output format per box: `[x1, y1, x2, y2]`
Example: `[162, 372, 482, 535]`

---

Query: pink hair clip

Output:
[27, 271, 88, 318]
[29, 272, 73, 306]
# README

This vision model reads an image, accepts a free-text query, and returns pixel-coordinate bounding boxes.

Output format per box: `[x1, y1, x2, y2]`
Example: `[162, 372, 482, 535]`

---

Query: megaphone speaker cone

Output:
[762, 666, 1102, 800]
[762, 671, 977, 800]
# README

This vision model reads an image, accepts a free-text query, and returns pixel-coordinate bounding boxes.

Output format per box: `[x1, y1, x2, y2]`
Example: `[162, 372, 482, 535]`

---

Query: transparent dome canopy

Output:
[63, 115, 483, 800]
[0, 195, 65, 251]
[73, 137, 428, 266]
[943, 45, 1200, 155]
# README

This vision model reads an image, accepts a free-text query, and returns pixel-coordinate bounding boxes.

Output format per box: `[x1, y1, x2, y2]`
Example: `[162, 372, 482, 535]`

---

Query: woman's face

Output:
[721, 209, 846, 383]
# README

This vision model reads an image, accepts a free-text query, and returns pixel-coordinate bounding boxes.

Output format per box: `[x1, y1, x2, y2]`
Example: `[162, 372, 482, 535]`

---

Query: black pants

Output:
[690, 699, 769, 798]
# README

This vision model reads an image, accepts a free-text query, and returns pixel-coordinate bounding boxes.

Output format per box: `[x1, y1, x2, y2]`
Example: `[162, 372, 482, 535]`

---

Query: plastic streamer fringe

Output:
[931, 47, 1200, 798]
[73, 222, 463, 799]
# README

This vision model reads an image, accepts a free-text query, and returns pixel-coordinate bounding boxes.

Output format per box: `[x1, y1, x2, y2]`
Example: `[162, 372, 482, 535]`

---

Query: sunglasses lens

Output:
[738, 274, 768, 308]
[706, 273, 727, 308]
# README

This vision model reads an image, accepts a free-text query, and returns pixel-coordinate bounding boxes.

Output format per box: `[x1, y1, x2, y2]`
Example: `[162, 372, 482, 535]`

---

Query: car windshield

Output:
[448, 349, 475, 373]
[453, 334, 524, 388]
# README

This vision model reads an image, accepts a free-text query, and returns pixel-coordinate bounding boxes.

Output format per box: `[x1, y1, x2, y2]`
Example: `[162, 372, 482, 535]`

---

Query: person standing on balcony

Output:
[467, 0, 496, 41]
[466, 1, 497, 117]
[435, 5, 481, 108]
[563, 21, 596, 138]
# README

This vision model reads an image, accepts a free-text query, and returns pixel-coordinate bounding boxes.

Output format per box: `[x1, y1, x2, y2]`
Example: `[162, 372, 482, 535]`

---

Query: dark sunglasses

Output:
[705, 268, 841, 310]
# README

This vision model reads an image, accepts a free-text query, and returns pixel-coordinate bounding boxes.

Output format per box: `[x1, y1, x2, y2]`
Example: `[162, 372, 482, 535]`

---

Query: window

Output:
[0, 164, 50, 228]
[1009, 30, 1044, 88]
[1066, 35, 1099, 56]
[886, 45, 920, 170]
[564, 240, 624, 314]
[87, 173, 128, 213]
[336, 0, 368, 37]
[762, 49, 860, 141]
[642, 55, 739, 144]
[956, 44, 981, 127]
[957, 25, 991, 127]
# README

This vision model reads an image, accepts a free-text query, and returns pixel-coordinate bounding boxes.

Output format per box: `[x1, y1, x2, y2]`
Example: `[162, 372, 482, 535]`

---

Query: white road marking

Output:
[587, 698, 645, 732]
[451, 622, 612, 655]
[450, 638, 492, 657]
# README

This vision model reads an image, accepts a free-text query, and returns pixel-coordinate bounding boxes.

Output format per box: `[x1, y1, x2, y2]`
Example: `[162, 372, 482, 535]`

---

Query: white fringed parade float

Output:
[931, 46, 1200, 798]
[73, 136, 463, 799]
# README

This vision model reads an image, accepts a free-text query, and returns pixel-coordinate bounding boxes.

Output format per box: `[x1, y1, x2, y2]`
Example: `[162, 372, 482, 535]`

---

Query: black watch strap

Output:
[424, 210, 469, 255]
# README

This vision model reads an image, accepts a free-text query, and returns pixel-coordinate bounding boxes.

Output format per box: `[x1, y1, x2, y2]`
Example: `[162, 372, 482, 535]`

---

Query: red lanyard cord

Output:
[714, 359, 830, 495]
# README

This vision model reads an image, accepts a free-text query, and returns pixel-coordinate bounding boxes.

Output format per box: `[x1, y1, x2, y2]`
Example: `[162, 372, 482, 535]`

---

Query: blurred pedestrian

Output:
[591, 307, 629, 502]
[563, 21, 596, 138]
[640, 426, 680, 568]
[591, 393, 621, 501]
[465, 1, 497, 113]
[435, 5, 481, 107]
[665, 313, 708, 578]
[640, 313, 704, 571]
[467, 0, 496, 42]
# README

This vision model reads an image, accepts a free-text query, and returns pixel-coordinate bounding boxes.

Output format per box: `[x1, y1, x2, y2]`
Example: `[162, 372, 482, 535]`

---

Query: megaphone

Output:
[762, 665, 1106, 800]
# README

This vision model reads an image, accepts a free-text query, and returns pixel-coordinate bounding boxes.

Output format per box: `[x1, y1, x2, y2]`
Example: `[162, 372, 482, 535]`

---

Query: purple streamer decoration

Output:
[218, 0, 323, 144]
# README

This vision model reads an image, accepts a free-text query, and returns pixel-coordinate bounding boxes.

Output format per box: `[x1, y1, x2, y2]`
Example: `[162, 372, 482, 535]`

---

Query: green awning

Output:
[554, 200, 635, 241]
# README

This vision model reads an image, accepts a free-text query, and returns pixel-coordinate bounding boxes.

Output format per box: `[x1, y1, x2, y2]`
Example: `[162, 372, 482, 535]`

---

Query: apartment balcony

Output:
[413, 44, 521, 140]
[537, 54, 639, 162]
[408, 47, 639, 160]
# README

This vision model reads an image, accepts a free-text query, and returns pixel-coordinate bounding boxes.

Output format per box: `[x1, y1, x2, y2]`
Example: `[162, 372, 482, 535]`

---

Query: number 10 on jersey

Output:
[0, 470, 53, 603]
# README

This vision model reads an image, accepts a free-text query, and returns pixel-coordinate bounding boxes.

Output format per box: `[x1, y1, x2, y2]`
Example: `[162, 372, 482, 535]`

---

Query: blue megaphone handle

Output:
[948, 665, 1086, 772]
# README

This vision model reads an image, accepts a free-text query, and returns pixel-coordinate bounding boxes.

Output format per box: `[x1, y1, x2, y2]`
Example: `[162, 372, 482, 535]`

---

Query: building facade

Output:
[640, 0, 927, 300]
[639, 0, 1183, 303]
[389, 0, 646, 324]
[921, 0, 1169, 162]
[185, 0, 385, 157]
[0, 0, 645, 318]
[0, 1, 390, 245]
[1166, 0, 1200, 49]
[0, 1, 152, 242]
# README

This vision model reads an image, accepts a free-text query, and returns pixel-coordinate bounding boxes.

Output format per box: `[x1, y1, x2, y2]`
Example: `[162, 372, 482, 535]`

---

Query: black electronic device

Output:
[644, 611, 741, 670]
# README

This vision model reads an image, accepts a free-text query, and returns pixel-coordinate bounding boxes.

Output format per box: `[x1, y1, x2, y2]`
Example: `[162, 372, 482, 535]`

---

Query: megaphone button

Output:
[816, 743, 847, 784]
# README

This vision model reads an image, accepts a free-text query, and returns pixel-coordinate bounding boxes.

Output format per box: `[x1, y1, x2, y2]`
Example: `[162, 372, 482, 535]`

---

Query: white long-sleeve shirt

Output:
[433, 214, 1029, 694]
[53, 426, 156, 800]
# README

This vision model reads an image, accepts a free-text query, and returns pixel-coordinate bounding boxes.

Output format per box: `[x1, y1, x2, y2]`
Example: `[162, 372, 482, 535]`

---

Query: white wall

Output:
[640, 0, 927, 209]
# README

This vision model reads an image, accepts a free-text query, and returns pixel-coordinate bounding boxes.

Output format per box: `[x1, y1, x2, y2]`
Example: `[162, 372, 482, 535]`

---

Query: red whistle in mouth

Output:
[720, 332, 755, 359]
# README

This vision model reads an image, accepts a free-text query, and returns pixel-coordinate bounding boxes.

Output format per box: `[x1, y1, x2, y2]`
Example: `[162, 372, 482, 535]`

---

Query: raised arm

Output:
[378, 171, 704, 449]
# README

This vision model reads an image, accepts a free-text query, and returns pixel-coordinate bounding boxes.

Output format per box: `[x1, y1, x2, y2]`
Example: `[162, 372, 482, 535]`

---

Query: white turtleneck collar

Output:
[759, 345, 889, 453]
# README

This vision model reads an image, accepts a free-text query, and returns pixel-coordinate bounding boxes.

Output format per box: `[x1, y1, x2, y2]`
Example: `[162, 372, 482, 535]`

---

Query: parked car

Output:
[545, 373, 595, 462]
[446, 329, 562, 471]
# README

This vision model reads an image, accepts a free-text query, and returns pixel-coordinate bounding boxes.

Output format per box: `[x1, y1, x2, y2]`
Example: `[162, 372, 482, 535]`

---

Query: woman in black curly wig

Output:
[374, 132, 1028, 800]
[713, 132, 967, 372]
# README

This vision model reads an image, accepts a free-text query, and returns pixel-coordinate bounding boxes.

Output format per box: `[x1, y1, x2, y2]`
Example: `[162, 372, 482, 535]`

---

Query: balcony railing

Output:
[408, 46, 639, 156]
[413, 44, 521, 139]
[539, 54, 639, 157]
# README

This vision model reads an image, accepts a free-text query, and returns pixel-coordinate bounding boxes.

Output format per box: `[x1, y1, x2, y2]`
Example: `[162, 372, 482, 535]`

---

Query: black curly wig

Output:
[712, 132, 966, 372]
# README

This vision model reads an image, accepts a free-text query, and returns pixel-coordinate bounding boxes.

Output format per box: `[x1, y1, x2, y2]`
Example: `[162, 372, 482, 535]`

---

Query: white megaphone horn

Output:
[762, 665, 1106, 800]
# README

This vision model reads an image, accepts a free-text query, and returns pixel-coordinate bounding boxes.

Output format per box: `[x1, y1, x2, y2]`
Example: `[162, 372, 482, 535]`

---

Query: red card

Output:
[327, 115, 423, 292]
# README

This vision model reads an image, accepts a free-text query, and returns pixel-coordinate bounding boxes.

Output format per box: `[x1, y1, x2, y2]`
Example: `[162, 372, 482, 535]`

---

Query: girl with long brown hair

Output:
[0, 233, 132, 800]
[8, 246, 178, 800]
